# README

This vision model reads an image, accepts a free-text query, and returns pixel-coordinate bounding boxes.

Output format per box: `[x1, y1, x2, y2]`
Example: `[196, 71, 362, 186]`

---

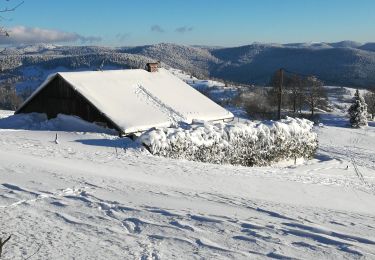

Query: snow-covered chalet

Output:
[15, 64, 234, 136]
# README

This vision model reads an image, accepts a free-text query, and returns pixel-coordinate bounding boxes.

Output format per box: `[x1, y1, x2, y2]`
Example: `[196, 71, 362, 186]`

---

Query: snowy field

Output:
[1, 89, 375, 259]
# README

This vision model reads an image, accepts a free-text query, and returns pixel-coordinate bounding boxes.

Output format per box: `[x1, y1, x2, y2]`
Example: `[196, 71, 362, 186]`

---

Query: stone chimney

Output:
[145, 62, 160, 72]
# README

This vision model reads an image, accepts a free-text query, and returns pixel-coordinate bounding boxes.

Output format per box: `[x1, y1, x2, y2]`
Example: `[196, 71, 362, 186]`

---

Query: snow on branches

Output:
[139, 117, 318, 167]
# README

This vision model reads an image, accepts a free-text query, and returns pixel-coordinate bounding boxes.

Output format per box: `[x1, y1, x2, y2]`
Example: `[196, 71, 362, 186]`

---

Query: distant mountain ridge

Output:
[1, 41, 375, 92]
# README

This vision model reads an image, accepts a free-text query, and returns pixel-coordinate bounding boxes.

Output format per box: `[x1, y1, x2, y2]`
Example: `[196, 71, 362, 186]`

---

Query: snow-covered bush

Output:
[139, 117, 318, 167]
[348, 89, 368, 128]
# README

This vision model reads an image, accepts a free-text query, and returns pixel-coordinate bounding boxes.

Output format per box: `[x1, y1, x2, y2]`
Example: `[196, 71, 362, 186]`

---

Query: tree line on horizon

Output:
[232, 68, 375, 123]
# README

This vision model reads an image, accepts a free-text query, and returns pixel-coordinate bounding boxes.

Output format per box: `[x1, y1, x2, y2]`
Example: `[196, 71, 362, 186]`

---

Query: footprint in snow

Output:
[170, 221, 194, 231]
[122, 218, 143, 234]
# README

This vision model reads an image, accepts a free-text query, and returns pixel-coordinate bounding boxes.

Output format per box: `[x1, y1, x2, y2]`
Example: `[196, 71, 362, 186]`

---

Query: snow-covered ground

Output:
[169, 68, 247, 118]
[1, 87, 375, 259]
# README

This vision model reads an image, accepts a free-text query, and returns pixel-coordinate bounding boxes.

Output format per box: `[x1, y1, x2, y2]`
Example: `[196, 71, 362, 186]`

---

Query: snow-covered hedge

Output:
[139, 117, 318, 166]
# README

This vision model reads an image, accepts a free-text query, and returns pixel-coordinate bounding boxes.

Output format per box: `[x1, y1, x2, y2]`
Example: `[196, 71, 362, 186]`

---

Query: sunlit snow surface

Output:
[1, 86, 375, 259]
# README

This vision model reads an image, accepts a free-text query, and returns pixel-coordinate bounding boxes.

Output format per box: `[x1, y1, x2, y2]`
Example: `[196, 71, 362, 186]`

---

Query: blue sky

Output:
[2, 0, 374, 46]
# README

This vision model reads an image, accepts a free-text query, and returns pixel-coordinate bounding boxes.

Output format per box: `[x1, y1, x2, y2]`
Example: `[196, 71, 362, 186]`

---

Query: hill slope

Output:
[211, 44, 375, 86]
[1, 42, 375, 93]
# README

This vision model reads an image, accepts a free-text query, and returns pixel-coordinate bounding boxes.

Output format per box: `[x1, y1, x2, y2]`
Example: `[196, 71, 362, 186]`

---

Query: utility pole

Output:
[277, 68, 284, 120]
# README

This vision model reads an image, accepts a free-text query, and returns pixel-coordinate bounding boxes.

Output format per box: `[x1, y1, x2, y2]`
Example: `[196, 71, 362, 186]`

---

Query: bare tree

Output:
[364, 89, 375, 120]
[243, 88, 274, 120]
[269, 69, 286, 119]
[296, 79, 307, 114]
[0, 235, 11, 258]
[270, 69, 308, 118]
[283, 74, 305, 115]
[269, 68, 328, 120]
[0, 0, 24, 52]
[0, 83, 22, 109]
[304, 76, 326, 118]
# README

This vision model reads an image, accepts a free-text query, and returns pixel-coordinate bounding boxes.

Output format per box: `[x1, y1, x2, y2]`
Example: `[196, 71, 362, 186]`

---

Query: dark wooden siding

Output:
[17, 75, 121, 132]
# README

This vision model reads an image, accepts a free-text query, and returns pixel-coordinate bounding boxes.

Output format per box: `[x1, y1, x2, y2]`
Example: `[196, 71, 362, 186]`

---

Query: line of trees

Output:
[239, 69, 329, 120]
[243, 69, 375, 124]
[270, 69, 328, 119]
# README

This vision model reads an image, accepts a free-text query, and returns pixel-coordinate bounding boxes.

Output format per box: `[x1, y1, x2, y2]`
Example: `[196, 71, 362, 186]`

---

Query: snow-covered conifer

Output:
[348, 89, 368, 128]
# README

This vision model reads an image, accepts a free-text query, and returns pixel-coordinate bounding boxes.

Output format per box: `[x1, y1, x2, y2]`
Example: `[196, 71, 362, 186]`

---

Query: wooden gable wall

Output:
[16, 75, 121, 132]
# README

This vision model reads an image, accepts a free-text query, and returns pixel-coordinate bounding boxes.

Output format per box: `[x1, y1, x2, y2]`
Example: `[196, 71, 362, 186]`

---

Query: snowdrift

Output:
[0, 113, 116, 134]
[139, 117, 318, 166]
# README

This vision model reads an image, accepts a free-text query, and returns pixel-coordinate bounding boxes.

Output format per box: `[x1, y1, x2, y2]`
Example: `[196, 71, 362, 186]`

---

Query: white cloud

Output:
[150, 25, 165, 33]
[0, 26, 102, 45]
[175, 26, 193, 33]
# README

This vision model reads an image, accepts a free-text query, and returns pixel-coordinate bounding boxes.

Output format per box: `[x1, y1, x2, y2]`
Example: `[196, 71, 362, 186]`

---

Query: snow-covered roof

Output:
[17, 68, 233, 134]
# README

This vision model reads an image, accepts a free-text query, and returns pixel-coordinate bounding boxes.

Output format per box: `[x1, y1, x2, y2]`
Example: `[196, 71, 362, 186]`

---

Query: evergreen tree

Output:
[348, 89, 368, 128]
